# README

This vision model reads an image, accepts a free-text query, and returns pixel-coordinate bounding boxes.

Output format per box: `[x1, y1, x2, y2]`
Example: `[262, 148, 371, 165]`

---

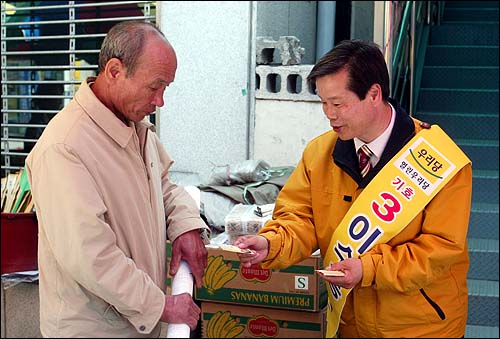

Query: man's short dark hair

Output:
[307, 39, 390, 101]
[98, 21, 166, 76]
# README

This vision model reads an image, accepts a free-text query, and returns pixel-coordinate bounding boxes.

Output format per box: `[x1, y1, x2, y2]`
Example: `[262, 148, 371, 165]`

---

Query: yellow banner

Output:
[324, 125, 470, 337]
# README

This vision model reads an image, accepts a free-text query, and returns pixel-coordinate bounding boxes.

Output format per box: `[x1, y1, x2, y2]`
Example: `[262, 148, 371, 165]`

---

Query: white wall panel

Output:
[159, 2, 254, 184]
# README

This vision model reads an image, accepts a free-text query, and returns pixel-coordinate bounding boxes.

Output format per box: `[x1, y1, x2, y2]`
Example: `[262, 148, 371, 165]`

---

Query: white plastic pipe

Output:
[316, 1, 336, 61]
[166, 260, 194, 338]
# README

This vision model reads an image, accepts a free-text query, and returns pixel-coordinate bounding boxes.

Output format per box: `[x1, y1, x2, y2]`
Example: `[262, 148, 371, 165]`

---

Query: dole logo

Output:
[240, 263, 271, 282]
[248, 316, 279, 337]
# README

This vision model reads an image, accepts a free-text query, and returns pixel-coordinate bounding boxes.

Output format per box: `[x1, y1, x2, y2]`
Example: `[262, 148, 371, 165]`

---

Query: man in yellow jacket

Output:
[235, 40, 472, 338]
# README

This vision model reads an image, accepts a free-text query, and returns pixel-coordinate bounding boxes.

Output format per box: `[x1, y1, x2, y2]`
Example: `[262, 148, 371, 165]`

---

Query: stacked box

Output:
[195, 247, 327, 312]
[224, 203, 273, 243]
[201, 302, 326, 338]
[169, 242, 328, 338]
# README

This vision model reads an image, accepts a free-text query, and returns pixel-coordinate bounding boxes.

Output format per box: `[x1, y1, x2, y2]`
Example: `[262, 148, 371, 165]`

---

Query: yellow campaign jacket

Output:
[259, 100, 472, 338]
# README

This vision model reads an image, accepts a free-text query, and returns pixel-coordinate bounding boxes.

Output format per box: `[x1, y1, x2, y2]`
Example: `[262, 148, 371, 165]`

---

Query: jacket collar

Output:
[333, 98, 415, 187]
[74, 77, 135, 148]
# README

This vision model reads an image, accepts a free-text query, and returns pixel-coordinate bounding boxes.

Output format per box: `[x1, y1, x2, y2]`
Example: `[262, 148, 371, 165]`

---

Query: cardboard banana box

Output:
[195, 247, 327, 312]
[201, 301, 326, 338]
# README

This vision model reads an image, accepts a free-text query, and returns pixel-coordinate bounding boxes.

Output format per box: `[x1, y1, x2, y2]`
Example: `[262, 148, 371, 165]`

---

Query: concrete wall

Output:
[1, 282, 41, 338]
[256, 1, 317, 65]
[253, 99, 328, 167]
[156, 1, 322, 184]
[158, 2, 255, 185]
[253, 65, 329, 167]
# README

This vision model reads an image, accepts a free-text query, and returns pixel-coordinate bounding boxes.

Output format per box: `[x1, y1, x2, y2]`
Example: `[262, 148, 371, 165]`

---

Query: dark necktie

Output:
[358, 144, 374, 177]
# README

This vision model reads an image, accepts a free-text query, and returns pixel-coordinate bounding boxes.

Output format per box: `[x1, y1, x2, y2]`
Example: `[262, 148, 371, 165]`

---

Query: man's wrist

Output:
[199, 228, 210, 244]
[259, 235, 271, 259]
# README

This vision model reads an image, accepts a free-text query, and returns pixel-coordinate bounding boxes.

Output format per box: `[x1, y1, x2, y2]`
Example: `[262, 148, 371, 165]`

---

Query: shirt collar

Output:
[354, 102, 396, 166]
[74, 77, 134, 148]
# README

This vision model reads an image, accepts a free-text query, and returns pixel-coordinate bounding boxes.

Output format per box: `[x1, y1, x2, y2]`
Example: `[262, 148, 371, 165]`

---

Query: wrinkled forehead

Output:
[142, 32, 176, 64]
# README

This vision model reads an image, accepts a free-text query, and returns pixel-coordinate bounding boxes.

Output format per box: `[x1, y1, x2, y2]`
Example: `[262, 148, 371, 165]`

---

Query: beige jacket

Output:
[26, 78, 208, 338]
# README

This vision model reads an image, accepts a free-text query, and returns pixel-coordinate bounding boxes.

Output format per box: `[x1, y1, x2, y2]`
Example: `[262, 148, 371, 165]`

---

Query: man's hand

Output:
[233, 235, 269, 268]
[170, 229, 208, 288]
[317, 258, 363, 289]
[160, 293, 200, 330]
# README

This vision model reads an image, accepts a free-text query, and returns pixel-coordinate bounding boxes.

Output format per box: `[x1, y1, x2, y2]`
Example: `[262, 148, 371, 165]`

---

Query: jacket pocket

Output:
[375, 288, 445, 327]
[103, 304, 128, 328]
[420, 288, 446, 320]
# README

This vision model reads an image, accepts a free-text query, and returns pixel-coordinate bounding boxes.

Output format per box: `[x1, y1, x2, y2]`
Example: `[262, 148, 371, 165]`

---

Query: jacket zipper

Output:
[420, 288, 446, 320]
[134, 127, 150, 181]
[142, 129, 154, 207]
[141, 129, 150, 181]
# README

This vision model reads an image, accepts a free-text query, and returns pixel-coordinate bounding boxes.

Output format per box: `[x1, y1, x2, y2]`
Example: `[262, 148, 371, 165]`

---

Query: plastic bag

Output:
[206, 160, 271, 186]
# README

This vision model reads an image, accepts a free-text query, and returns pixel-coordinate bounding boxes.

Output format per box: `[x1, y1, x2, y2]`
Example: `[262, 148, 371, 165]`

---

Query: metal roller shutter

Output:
[1, 1, 157, 177]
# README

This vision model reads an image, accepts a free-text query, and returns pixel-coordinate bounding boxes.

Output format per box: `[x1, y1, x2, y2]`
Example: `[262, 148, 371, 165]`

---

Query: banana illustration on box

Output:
[206, 311, 244, 338]
[202, 255, 237, 295]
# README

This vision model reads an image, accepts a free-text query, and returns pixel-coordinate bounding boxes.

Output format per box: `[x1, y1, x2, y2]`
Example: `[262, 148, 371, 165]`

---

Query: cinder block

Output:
[278, 36, 305, 65]
[256, 36, 278, 65]
[256, 65, 319, 101]
[256, 36, 305, 66]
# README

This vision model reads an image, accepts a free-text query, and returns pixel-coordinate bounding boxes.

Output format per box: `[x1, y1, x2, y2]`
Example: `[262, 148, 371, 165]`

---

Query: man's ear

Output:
[368, 83, 382, 105]
[105, 57, 124, 80]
